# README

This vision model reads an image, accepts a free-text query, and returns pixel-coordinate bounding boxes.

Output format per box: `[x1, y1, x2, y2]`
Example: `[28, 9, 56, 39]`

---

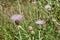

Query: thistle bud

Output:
[31, 31, 35, 36]
[28, 26, 33, 31]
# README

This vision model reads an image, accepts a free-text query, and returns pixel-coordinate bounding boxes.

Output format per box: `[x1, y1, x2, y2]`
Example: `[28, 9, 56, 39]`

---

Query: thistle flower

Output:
[45, 4, 51, 10]
[36, 20, 45, 25]
[11, 14, 23, 25]
[11, 14, 23, 21]
[28, 26, 33, 31]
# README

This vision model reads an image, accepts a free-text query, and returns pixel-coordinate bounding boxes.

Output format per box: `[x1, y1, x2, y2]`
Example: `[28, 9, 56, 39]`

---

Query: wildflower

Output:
[31, 30, 35, 35]
[11, 14, 23, 25]
[28, 26, 33, 31]
[11, 14, 23, 22]
[45, 4, 51, 10]
[36, 19, 45, 25]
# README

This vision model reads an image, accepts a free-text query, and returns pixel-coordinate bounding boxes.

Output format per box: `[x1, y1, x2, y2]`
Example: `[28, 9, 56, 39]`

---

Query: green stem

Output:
[32, 36, 34, 40]
[38, 25, 42, 40]
[39, 30, 41, 40]
[18, 26, 22, 40]
[18, 25, 27, 33]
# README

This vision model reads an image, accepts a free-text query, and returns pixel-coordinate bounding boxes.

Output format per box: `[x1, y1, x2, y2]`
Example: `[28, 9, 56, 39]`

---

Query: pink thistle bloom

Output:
[11, 14, 23, 22]
[36, 20, 45, 25]
[45, 4, 51, 10]
[28, 26, 33, 31]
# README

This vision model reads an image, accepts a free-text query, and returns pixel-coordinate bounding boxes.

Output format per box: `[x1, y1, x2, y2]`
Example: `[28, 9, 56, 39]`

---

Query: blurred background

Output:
[0, 0, 60, 40]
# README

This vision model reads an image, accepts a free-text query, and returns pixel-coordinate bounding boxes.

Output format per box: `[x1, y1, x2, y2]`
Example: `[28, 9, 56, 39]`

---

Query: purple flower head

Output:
[11, 14, 23, 22]
[45, 4, 51, 10]
[36, 19, 45, 25]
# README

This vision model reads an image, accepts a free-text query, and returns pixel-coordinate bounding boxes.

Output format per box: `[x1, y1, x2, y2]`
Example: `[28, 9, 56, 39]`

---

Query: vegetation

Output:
[0, 0, 60, 40]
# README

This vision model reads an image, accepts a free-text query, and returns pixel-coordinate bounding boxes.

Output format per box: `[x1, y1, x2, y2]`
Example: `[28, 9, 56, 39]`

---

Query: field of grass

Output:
[0, 0, 60, 40]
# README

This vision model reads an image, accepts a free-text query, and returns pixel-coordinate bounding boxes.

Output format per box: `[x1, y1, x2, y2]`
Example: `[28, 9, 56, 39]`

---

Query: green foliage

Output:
[0, 0, 60, 40]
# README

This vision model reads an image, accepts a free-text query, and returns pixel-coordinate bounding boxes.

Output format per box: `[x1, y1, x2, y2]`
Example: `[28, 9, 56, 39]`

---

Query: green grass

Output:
[0, 0, 60, 40]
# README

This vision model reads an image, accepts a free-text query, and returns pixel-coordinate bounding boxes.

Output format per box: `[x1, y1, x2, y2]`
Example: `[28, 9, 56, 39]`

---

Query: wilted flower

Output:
[36, 20, 45, 25]
[28, 26, 33, 31]
[45, 4, 51, 10]
[11, 14, 23, 22]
